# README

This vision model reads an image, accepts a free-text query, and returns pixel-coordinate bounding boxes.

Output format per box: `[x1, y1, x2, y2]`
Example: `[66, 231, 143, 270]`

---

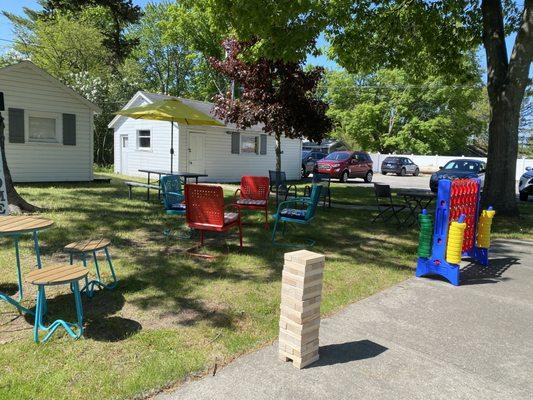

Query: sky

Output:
[0, 0, 524, 76]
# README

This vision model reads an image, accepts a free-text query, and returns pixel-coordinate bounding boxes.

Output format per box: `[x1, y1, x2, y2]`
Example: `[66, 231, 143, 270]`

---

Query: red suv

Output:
[315, 151, 373, 183]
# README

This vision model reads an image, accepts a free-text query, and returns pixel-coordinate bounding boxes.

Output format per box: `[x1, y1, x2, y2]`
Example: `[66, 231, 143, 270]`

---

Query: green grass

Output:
[0, 174, 531, 399]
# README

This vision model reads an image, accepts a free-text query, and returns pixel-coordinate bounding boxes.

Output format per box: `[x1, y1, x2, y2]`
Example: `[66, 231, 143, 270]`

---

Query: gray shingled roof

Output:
[139, 91, 264, 131]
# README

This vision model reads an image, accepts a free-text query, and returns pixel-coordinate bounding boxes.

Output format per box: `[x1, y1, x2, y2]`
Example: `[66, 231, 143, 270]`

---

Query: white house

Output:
[0, 61, 100, 182]
[109, 91, 302, 181]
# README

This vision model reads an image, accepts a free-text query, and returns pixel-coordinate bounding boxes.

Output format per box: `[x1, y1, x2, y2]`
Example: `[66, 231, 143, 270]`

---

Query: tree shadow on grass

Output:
[84, 316, 142, 342]
[0, 283, 18, 297]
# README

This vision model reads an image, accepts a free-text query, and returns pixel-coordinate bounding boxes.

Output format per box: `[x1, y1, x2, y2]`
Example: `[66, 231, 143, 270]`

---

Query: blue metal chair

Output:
[161, 175, 186, 215]
[271, 184, 322, 246]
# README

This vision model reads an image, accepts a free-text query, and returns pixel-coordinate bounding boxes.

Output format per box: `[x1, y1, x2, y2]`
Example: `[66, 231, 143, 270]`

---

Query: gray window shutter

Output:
[63, 113, 76, 145]
[260, 134, 267, 155]
[231, 132, 240, 154]
[8, 108, 25, 143]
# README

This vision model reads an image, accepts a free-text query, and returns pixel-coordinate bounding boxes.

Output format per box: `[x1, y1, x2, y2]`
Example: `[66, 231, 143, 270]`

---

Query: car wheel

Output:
[400, 168, 406, 176]
[301, 166, 308, 178]
[414, 168, 420, 176]
[340, 170, 349, 183]
[382, 171, 387, 175]
[364, 171, 373, 183]
[519, 192, 529, 201]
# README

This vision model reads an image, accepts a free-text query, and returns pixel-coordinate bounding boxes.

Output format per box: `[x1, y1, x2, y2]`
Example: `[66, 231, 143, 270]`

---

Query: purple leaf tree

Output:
[210, 39, 332, 172]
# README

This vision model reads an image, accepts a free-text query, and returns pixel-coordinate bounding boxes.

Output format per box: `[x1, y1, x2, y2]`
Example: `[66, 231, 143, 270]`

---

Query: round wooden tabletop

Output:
[26, 264, 87, 286]
[0, 215, 54, 235]
[64, 238, 111, 253]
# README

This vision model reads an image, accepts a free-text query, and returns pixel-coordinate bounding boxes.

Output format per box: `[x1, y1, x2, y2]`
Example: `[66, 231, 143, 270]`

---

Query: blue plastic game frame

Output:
[416, 178, 487, 286]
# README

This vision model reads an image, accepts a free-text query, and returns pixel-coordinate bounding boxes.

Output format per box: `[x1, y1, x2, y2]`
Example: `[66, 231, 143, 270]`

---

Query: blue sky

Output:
[0, 0, 522, 75]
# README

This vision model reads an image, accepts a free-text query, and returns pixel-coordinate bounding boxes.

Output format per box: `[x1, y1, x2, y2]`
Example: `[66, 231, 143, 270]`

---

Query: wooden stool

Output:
[27, 264, 88, 343]
[64, 239, 117, 297]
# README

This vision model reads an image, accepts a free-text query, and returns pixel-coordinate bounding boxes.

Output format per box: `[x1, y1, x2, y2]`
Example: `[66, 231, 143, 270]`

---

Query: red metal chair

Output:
[234, 176, 270, 229]
[185, 184, 243, 248]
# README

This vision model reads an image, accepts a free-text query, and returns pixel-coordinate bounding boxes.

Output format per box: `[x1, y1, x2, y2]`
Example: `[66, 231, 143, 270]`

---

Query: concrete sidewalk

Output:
[158, 239, 533, 400]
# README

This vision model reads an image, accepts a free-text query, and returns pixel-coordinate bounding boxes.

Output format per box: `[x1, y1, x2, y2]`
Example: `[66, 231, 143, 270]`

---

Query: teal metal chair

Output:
[161, 175, 191, 239]
[271, 184, 322, 246]
[161, 175, 186, 215]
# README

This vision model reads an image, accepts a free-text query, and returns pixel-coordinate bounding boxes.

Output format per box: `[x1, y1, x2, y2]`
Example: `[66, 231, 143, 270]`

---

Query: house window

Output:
[137, 130, 151, 150]
[241, 135, 258, 154]
[28, 116, 58, 143]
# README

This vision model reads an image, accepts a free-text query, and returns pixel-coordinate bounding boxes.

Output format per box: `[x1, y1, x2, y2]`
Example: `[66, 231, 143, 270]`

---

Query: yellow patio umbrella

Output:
[115, 98, 224, 173]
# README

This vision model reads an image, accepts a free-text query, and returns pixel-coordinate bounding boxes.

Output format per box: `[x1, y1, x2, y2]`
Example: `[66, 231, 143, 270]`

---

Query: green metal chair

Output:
[271, 184, 322, 247]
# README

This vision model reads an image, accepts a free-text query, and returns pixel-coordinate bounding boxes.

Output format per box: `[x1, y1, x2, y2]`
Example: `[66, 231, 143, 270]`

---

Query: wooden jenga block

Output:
[279, 250, 324, 369]
[283, 260, 324, 278]
[279, 315, 320, 335]
[282, 269, 323, 289]
[281, 282, 323, 301]
[284, 250, 325, 266]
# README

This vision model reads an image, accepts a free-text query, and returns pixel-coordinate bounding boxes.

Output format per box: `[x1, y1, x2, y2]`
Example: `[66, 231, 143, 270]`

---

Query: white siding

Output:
[0, 63, 94, 182]
[179, 126, 301, 182]
[113, 97, 179, 176]
[114, 115, 301, 181]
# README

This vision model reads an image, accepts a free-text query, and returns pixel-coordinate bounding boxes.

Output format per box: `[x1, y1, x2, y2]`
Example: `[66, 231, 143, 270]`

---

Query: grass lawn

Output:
[0, 174, 531, 399]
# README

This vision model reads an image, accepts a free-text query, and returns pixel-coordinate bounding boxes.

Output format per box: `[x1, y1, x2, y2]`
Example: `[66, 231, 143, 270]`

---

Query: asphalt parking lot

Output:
[338, 173, 432, 190]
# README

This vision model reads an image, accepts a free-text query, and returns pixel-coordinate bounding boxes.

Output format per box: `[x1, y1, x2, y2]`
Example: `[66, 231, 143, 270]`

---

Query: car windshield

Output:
[384, 157, 400, 163]
[324, 152, 350, 161]
[443, 160, 481, 172]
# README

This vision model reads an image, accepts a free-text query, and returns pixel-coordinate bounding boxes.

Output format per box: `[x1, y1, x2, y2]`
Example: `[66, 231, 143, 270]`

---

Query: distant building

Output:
[109, 91, 302, 181]
[302, 139, 348, 154]
[0, 61, 99, 182]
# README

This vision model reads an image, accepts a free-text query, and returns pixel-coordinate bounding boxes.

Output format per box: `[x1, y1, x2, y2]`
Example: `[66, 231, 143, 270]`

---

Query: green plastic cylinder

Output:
[418, 212, 433, 258]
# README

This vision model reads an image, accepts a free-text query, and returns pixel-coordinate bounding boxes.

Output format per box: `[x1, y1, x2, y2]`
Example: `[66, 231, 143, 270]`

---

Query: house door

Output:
[120, 135, 129, 174]
[188, 132, 206, 174]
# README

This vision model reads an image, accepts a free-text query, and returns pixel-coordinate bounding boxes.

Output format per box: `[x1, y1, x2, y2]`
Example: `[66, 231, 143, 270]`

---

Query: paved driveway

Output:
[158, 239, 533, 400]
[341, 173, 432, 190]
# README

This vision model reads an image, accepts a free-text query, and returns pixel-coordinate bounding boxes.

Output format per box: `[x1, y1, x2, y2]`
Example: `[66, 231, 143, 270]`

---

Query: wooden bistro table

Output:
[395, 189, 436, 227]
[0, 215, 54, 315]
[138, 169, 208, 201]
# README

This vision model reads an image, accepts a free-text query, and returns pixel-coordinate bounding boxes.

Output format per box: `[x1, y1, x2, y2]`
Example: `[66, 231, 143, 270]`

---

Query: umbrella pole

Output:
[170, 120, 174, 173]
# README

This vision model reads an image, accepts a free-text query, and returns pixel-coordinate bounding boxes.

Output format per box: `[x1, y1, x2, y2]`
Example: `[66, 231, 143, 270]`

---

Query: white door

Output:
[120, 135, 129, 174]
[188, 132, 206, 174]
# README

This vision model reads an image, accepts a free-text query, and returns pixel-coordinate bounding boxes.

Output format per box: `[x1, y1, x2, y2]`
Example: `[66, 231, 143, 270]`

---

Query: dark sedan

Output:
[430, 159, 486, 192]
[519, 167, 533, 201]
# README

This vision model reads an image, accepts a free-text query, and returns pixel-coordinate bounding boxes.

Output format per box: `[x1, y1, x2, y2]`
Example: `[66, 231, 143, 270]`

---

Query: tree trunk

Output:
[481, 0, 532, 216]
[0, 113, 40, 212]
[275, 132, 282, 172]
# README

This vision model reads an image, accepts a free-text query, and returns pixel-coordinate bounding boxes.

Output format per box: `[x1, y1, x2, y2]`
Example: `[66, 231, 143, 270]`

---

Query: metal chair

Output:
[271, 184, 322, 246]
[234, 176, 270, 229]
[269, 170, 297, 207]
[185, 184, 243, 248]
[161, 175, 186, 215]
[303, 174, 331, 208]
[372, 183, 408, 226]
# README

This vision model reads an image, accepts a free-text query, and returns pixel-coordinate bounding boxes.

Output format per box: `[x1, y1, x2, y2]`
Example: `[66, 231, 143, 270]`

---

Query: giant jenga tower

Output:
[278, 250, 325, 369]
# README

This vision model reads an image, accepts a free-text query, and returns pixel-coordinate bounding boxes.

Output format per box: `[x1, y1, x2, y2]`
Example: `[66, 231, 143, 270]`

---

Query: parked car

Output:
[430, 159, 486, 192]
[315, 151, 373, 183]
[519, 167, 533, 201]
[381, 156, 420, 176]
[301, 150, 326, 177]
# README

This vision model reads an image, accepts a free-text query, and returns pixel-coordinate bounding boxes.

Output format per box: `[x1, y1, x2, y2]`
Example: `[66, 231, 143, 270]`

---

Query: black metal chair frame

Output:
[303, 174, 331, 208]
[268, 170, 297, 207]
[372, 183, 409, 227]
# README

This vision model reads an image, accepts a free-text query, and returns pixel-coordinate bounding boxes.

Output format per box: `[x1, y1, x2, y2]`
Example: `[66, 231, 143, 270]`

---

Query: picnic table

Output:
[0, 215, 54, 315]
[128, 170, 208, 201]
[395, 189, 436, 226]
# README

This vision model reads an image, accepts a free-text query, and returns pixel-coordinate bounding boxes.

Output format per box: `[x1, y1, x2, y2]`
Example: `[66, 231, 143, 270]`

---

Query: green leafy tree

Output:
[41, 0, 142, 67]
[188, 0, 532, 214]
[127, 2, 224, 100]
[324, 67, 485, 155]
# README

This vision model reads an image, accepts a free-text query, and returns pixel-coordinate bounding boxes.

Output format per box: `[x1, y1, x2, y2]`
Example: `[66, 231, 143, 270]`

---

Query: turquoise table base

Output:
[34, 281, 83, 343]
[69, 247, 118, 298]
